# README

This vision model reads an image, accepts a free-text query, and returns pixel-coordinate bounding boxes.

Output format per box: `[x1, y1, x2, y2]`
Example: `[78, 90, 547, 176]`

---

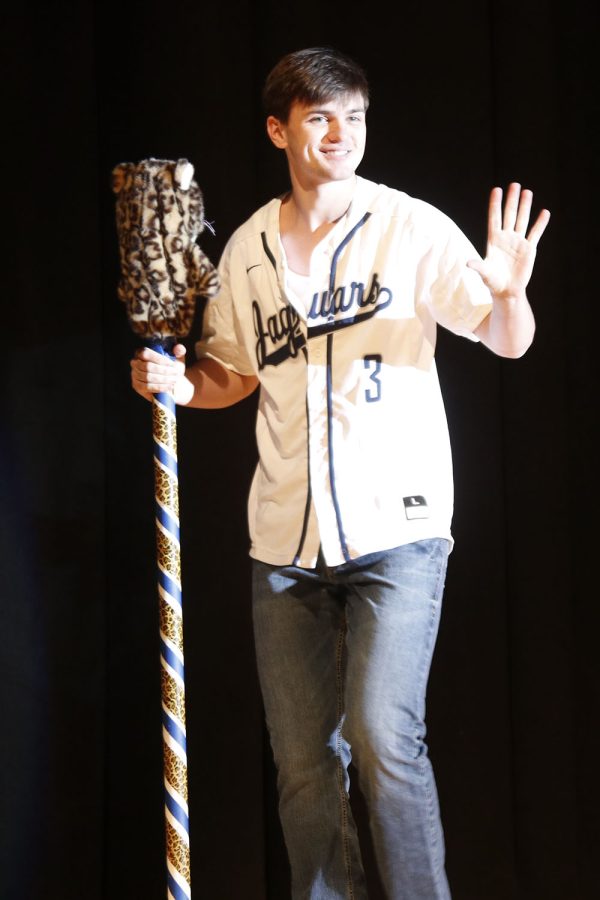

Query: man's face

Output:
[267, 93, 367, 188]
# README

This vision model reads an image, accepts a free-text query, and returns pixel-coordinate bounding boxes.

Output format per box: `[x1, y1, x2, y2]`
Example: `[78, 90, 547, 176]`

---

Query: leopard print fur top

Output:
[112, 158, 220, 339]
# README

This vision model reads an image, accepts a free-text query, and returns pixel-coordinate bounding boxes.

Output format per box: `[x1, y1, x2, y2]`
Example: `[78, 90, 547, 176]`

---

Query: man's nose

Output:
[326, 119, 344, 141]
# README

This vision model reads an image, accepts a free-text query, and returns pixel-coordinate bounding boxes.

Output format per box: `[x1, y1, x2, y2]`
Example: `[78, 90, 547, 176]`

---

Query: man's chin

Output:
[320, 162, 359, 182]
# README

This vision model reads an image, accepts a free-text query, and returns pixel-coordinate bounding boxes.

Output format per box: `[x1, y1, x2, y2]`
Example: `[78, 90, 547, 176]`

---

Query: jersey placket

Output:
[304, 233, 350, 566]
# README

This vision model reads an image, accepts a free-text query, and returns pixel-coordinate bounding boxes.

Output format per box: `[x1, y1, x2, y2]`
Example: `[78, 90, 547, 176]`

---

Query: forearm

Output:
[175, 357, 259, 408]
[474, 292, 536, 359]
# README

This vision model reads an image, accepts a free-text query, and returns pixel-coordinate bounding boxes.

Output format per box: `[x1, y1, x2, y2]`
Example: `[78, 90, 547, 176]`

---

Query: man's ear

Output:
[266, 115, 288, 149]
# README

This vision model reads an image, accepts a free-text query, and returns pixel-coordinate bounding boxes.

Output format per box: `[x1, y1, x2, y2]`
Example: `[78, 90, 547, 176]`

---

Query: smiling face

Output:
[267, 93, 367, 190]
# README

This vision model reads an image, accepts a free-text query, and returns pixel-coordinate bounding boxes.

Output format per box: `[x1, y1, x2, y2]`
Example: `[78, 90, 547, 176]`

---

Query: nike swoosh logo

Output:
[246, 264, 260, 273]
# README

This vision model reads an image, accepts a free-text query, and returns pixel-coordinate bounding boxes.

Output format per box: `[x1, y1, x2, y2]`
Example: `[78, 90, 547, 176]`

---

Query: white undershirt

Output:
[285, 268, 312, 315]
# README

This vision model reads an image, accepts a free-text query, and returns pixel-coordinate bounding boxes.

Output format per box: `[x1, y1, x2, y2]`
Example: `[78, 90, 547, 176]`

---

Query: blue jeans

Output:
[252, 540, 452, 900]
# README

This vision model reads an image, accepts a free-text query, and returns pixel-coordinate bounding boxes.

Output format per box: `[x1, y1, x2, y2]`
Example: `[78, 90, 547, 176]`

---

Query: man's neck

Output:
[278, 177, 357, 276]
[281, 175, 357, 235]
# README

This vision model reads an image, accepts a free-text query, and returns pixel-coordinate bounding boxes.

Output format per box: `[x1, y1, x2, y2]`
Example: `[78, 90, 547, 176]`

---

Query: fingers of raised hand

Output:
[526, 207, 551, 247]
[490, 183, 550, 246]
[490, 182, 526, 232]
[501, 182, 522, 232]
[488, 186, 504, 233]
[514, 187, 533, 235]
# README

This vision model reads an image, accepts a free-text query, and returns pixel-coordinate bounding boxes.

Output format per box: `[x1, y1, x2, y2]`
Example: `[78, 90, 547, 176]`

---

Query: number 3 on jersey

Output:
[363, 354, 383, 403]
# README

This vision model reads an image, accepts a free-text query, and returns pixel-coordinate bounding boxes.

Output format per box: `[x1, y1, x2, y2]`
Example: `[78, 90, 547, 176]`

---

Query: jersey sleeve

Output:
[415, 203, 493, 341]
[194, 237, 256, 375]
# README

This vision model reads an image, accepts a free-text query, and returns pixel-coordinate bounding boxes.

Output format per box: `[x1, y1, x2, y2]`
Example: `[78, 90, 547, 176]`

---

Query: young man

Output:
[131, 47, 550, 900]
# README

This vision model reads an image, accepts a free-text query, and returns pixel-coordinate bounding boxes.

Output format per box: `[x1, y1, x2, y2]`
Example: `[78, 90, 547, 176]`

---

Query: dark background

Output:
[1, 1, 597, 898]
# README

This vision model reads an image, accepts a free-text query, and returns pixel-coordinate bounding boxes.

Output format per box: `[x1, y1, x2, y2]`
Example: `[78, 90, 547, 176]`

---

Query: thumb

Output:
[466, 258, 492, 288]
[172, 343, 187, 361]
[466, 258, 484, 276]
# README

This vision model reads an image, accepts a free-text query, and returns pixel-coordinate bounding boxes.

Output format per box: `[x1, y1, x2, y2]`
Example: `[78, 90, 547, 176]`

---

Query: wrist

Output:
[490, 289, 528, 311]
[173, 375, 195, 406]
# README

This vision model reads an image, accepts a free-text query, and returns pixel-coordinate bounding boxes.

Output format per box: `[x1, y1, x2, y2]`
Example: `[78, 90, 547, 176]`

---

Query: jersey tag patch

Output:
[403, 495, 429, 520]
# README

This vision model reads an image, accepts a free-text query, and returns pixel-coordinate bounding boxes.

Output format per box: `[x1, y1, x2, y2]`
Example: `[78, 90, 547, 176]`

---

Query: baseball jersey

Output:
[195, 176, 493, 568]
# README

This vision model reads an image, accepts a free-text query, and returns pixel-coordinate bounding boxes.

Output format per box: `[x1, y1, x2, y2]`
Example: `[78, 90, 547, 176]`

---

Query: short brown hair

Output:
[262, 47, 370, 123]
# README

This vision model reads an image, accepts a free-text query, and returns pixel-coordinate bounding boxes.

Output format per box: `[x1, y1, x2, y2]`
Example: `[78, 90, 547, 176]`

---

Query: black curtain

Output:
[1, 2, 597, 898]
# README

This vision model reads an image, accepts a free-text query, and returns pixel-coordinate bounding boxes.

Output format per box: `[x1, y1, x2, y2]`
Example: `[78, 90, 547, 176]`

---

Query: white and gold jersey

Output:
[196, 177, 492, 567]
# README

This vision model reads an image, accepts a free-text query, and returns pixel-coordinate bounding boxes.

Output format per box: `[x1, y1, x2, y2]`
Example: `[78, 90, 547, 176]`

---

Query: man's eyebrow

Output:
[305, 106, 366, 115]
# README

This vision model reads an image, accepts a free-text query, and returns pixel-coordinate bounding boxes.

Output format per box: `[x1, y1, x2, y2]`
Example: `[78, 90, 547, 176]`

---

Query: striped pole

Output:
[111, 157, 219, 898]
[151, 342, 191, 900]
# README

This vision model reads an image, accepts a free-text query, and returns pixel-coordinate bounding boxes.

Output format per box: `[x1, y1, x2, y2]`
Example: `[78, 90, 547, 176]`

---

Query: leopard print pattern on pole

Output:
[152, 394, 192, 895]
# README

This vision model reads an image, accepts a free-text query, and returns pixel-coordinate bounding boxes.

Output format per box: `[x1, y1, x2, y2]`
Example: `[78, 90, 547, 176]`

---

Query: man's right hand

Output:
[131, 346, 259, 409]
[130, 343, 193, 404]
